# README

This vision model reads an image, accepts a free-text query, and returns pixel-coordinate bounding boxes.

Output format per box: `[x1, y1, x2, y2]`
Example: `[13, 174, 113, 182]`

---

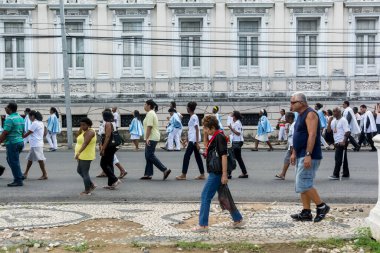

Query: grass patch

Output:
[175, 242, 261, 252]
[23, 239, 45, 247]
[176, 241, 213, 250]
[64, 242, 89, 252]
[354, 227, 380, 252]
[297, 237, 346, 249]
[131, 241, 149, 248]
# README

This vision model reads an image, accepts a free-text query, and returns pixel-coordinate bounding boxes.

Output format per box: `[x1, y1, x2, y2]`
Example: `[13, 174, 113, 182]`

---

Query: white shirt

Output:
[361, 110, 377, 133]
[188, 114, 201, 143]
[331, 117, 350, 143]
[28, 121, 45, 148]
[231, 120, 244, 142]
[287, 122, 295, 150]
[376, 113, 380, 124]
[342, 107, 361, 135]
[113, 112, 120, 128]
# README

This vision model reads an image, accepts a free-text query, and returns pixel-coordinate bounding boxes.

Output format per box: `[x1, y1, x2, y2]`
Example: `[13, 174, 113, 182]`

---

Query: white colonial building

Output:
[0, 0, 379, 129]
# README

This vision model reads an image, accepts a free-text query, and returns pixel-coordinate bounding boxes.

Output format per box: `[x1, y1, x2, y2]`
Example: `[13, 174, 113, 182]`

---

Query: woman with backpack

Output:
[192, 115, 244, 232]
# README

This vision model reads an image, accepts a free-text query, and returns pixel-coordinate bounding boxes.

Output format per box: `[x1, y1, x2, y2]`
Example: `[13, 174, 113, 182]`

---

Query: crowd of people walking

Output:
[0, 94, 378, 230]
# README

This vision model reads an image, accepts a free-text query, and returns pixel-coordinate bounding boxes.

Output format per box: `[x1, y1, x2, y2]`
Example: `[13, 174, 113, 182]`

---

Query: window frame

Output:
[355, 18, 378, 76]
[296, 18, 319, 77]
[122, 20, 144, 77]
[179, 19, 203, 77]
[237, 19, 260, 76]
[66, 21, 85, 78]
[3, 22, 25, 78]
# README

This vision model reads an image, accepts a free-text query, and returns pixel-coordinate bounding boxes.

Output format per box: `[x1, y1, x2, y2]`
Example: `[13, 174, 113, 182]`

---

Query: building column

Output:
[37, 1, 50, 79]
[96, 0, 110, 79]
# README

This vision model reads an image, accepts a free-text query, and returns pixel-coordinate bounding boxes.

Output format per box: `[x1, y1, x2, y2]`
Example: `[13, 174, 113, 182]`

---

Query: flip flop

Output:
[275, 174, 285, 180]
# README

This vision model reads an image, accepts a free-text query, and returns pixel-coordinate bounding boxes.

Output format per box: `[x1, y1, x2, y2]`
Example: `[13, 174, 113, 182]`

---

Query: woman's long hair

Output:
[50, 107, 59, 118]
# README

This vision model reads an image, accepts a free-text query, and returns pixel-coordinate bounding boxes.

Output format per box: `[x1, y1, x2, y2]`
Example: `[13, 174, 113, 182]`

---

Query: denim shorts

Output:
[295, 157, 320, 193]
[283, 149, 291, 164]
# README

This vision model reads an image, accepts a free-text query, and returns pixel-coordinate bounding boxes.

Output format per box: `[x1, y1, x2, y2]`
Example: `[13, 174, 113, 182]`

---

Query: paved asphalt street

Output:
[0, 149, 377, 203]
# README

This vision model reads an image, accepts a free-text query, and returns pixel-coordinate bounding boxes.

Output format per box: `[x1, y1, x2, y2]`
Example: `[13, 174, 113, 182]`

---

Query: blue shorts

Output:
[295, 157, 320, 193]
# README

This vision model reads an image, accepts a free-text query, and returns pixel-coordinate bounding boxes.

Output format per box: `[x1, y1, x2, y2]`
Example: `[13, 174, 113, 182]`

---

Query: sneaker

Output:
[290, 209, 312, 221]
[328, 175, 339, 180]
[232, 220, 246, 229]
[314, 204, 330, 222]
[7, 182, 23, 187]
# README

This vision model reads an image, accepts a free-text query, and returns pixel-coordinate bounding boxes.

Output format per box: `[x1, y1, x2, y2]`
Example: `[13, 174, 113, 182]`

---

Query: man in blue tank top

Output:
[290, 92, 330, 222]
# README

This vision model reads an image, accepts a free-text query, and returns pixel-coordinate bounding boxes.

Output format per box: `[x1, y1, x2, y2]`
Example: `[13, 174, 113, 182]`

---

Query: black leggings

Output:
[100, 146, 118, 186]
[231, 142, 247, 175]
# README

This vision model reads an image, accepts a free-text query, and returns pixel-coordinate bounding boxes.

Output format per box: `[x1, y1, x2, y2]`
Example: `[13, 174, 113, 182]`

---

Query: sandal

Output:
[191, 226, 209, 233]
[96, 172, 107, 178]
[176, 175, 187, 180]
[275, 174, 285, 180]
[194, 175, 205, 180]
[103, 185, 115, 190]
[163, 169, 171, 181]
[80, 191, 91, 196]
[118, 170, 128, 179]
[38, 176, 48, 180]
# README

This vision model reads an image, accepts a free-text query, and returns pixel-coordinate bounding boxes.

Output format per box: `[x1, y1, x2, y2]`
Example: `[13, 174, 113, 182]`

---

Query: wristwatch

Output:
[305, 151, 311, 156]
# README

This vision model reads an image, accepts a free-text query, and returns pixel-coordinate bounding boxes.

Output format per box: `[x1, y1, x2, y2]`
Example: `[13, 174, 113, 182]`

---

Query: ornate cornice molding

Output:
[48, 4, 96, 10]
[108, 3, 155, 10]
[285, 2, 333, 8]
[167, 2, 215, 9]
[0, 3, 36, 10]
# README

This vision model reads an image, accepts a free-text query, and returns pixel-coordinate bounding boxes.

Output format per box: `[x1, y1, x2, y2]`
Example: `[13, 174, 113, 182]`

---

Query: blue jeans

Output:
[199, 173, 243, 226]
[6, 142, 24, 184]
[182, 141, 204, 175]
[295, 157, 320, 193]
[144, 140, 167, 176]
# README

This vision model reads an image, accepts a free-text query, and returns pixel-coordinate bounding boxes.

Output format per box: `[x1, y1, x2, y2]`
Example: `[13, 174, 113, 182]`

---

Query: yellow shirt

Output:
[75, 128, 97, 160]
[143, 110, 160, 141]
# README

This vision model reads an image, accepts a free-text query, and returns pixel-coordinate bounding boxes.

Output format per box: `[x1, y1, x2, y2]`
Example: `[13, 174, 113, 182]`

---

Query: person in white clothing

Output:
[22, 111, 48, 180]
[327, 108, 351, 180]
[342, 101, 360, 151]
[176, 101, 205, 180]
[23, 108, 32, 148]
[277, 109, 287, 143]
[375, 103, 380, 135]
[358, 104, 377, 151]
[275, 112, 295, 180]
[170, 101, 184, 149]
[112, 107, 120, 129]
[228, 111, 248, 179]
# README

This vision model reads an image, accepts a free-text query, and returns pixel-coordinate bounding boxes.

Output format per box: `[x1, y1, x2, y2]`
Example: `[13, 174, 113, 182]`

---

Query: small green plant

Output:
[131, 241, 149, 248]
[24, 239, 45, 247]
[175, 241, 261, 252]
[354, 227, 380, 252]
[176, 241, 213, 250]
[64, 242, 89, 252]
[297, 237, 346, 249]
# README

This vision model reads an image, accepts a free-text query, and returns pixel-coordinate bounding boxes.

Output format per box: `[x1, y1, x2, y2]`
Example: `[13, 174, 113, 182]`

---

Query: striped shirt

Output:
[3, 113, 24, 145]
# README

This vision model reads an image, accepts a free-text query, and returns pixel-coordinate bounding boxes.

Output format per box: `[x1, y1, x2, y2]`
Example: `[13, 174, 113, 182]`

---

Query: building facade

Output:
[0, 0, 379, 129]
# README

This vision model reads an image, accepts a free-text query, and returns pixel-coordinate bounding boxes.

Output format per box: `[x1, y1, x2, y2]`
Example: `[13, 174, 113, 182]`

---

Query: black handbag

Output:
[209, 147, 236, 173]
[104, 124, 124, 148]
